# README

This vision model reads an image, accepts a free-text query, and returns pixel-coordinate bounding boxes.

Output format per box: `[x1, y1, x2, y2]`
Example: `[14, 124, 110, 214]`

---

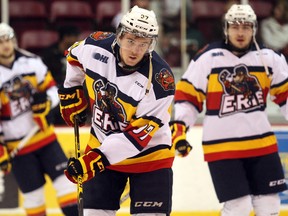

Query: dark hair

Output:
[57, 25, 80, 41]
[272, 0, 288, 19]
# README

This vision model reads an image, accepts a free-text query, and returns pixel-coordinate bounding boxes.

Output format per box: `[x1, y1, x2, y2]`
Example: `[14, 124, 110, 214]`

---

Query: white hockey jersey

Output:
[0, 49, 58, 155]
[174, 41, 288, 162]
[65, 32, 176, 173]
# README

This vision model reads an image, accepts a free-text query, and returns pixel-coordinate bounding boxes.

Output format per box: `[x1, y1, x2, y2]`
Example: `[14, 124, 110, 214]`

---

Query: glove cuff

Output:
[58, 85, 83, 93]
[91, 148, 110, 165]
[78, 148, 110, 174]
[169, 120, 188, 132]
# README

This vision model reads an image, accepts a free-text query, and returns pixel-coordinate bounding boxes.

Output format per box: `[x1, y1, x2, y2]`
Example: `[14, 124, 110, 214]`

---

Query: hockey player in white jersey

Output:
[0, 23, 78, 215]
[58, 6, 175, 216]
[170, 4, 288, 216]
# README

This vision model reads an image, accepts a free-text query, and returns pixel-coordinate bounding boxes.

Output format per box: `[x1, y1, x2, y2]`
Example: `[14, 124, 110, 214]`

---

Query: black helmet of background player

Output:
[224, 4, 257, 44]
[115, 5, 159, 53]
[0, 23, 15, 42]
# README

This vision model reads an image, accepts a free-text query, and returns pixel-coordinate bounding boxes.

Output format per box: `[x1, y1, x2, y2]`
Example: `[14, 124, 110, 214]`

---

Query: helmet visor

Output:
[117, 27, 157, 53]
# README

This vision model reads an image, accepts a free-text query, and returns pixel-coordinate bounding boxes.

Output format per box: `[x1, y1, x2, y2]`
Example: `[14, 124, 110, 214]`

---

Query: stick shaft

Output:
[74, 116, 84, 216]
[120, 181, 130, 205]
[0, 125, 39, 180]
[120, 192, 130, 204]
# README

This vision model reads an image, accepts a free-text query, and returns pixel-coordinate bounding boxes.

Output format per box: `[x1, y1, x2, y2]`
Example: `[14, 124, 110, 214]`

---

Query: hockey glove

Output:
[31, 92, 53, 131]
[58, 86, 88, 127]
[0, 144, 11, 174]
[170, 121, 192, 157]
[64, 148, 110, 184]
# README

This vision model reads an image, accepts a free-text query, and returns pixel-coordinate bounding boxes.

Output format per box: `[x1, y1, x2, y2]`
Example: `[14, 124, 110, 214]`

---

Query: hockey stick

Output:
[9, 125, 39, 159]
[74, 116, 84, 216]
[120, 180, 130, 205]
[0, 124, 39, 191]
[120, 191, 130, 204]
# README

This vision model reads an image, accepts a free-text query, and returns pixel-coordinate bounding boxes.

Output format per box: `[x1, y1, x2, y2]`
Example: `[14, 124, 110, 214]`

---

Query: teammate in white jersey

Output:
[170, 4, 288, 216]
[58, 6, 175, 216]
[0, 23, 78, 216]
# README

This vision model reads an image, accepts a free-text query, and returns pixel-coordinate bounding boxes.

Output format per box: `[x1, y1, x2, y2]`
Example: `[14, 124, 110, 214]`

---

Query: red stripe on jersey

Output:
[107, 157, 174, 173]
[17, 133, 57, 155]
[204, 144, 278, 162]
[59, 198, 77, 208]
[274, 91, 288, 105]
[206, 92, 222, 110]
[262, 87, 269, 102]
[1, 103, 12, 118]
[68, 59, 83, 69]
[175, 90, 202, 111]
[46, 79, 57, 89]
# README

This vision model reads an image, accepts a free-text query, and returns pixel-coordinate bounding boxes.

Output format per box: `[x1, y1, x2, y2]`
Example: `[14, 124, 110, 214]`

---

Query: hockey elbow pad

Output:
[58, 85, 88, 127]
[170, 121, 192, 157]
[64, 149, 110, 184]
[31, 92, 53, 131]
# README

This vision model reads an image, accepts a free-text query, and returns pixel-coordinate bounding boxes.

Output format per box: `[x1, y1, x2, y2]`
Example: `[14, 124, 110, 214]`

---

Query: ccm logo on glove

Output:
[58, 85, 88, 127]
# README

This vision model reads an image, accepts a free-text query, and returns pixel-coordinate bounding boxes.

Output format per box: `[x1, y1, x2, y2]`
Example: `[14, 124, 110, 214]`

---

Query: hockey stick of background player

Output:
[120, 179, 130, 205]
[120, 190, 130, 205]
[9, 125, 39, 159]
[0, 124, 39, 197]
[74, 115, 84, 216]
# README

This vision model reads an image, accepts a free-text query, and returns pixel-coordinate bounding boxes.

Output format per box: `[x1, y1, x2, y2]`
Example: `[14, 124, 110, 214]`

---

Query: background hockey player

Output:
[0, 23, 78, 216]
[170, 4, 288, 216]
[58, 6, 175, 216]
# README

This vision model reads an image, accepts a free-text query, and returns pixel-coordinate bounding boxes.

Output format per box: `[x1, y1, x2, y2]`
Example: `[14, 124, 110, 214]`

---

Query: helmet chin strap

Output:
[112, 37, 153, 95]
[145, 53, 153, 95]
[224, 4, 270, 78]
[117, 53, 152, 95]
[253, 36, 271, 78]
[227, 36, 271, 78]
[112, 40, 153, 95]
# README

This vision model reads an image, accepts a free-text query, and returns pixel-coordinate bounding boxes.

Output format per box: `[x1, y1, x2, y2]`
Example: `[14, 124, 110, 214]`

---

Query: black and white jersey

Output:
[65, 32, 176, 173]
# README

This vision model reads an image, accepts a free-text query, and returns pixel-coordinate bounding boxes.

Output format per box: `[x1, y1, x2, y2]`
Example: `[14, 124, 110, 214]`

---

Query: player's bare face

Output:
[227, 23, 253, 50]
[119, 33, 151, 67]
[0, 38, 14, 61]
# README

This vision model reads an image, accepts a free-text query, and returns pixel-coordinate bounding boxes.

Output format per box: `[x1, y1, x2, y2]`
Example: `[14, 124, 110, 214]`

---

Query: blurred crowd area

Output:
[1, 0, 286, 67]
[0, 0, 287, 124]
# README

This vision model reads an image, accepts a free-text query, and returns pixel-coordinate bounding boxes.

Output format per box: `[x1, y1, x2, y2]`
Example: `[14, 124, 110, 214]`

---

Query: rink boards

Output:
[0, 125, 288, 216]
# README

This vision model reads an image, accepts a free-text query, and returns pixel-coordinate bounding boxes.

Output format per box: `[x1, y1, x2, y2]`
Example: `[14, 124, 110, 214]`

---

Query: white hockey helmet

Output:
[116, 6, 159, 53]
[0, 23, 15, 40]
[120, 5, 159, 38]
[224, 4, 257, 37]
